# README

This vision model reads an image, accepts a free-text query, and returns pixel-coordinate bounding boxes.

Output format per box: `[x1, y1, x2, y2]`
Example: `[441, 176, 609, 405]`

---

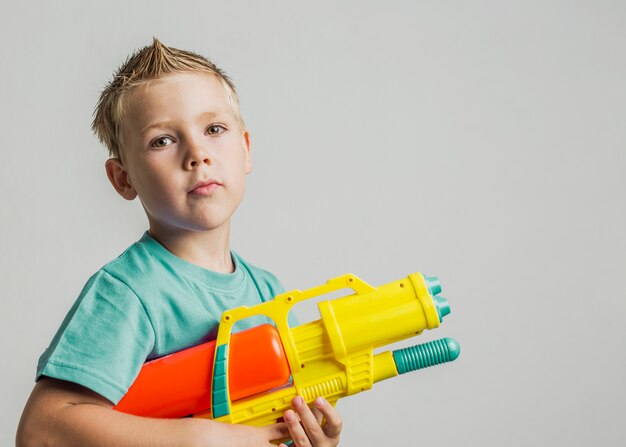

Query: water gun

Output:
[115, 272, 460, 426]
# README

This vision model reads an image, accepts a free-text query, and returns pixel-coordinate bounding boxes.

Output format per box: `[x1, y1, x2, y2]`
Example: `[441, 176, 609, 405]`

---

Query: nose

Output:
[183, 137, 212, 170]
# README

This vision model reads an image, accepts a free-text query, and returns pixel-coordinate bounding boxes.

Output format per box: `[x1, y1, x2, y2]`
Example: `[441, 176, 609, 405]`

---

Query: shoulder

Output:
[72, 233, 169, 315]
[92, 233, 173, 296]
[100, 235, 155, 278]
[68, 237, 157, 321]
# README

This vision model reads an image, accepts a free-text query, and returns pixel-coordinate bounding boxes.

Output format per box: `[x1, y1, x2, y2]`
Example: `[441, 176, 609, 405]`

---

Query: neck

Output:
[147, 223, 234, 273]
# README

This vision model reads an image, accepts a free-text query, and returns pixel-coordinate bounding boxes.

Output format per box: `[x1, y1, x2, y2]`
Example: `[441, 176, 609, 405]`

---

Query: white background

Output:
[1, 1, 625, 445]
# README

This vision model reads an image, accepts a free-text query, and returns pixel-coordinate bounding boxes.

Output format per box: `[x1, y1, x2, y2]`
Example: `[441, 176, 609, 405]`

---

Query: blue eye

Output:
[151, 136, 174, 148]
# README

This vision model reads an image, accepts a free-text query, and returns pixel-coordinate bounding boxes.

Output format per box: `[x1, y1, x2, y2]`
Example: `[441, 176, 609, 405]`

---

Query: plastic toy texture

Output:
[115, 272, 460, 426]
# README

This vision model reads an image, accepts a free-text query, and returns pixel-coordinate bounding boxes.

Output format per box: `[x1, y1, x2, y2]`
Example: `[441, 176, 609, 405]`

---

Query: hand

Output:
[278, 396, 342, 447]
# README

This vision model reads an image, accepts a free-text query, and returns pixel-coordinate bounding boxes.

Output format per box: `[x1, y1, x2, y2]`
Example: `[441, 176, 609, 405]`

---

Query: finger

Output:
[313, 397, 343, 439]
[284, 408, 311, 447]
[292, 396, 326, 442]
[311, 403, 324, 426]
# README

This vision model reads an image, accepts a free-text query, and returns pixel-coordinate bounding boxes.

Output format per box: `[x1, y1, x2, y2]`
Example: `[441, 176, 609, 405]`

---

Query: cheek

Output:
[132, 165, 175, 199]
[233, 149, 252, 173]
[230, 162, 250, 186]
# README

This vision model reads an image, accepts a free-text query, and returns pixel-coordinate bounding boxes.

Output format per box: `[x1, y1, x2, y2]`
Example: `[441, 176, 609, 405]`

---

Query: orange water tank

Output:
[114, 324, 291, 418]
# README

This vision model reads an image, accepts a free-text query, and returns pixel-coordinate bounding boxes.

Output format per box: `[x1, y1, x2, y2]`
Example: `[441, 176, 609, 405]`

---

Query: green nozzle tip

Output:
[424, 275, 442, 296]
[434, 295, 451, 321]
[444, 337, 461, 361]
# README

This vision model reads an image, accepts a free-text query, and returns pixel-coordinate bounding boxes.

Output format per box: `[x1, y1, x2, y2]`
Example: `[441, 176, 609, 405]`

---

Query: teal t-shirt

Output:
[37, 232, 293, 405]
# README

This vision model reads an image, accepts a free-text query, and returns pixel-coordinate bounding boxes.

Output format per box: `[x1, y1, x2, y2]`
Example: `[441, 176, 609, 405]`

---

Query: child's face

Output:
[109, 72, 252, 237]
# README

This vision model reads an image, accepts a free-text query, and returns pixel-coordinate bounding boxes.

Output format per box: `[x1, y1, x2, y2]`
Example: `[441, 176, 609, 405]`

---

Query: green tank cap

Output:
[392, 337, 460, 375]
[424, 275, 442, 296]
[434, 295, 451, 321]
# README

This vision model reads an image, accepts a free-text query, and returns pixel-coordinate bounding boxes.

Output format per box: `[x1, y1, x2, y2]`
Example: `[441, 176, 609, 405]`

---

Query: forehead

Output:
[123, 72, 235, 130]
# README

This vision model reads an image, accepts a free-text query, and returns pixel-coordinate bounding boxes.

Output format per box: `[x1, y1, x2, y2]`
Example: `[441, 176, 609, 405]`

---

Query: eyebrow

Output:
[140, 111, 230, 135]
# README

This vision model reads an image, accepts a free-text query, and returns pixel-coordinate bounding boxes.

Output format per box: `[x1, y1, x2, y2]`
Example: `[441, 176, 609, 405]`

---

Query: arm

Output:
[16, 377, 290, 447]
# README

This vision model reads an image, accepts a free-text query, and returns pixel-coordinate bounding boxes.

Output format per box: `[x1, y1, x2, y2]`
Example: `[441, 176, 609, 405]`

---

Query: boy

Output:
[17, 39, 342, 447]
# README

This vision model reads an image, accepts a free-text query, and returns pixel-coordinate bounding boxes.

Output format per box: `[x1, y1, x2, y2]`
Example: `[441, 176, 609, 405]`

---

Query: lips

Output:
[188, 179, 223, 195]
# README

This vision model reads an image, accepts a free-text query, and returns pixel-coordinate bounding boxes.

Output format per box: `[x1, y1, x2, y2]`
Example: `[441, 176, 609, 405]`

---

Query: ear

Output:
[105, 158, 137, 200]
[242, 130, 252, 174]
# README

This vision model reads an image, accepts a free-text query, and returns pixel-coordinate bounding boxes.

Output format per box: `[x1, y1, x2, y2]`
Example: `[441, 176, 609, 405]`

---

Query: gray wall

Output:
[2, 1, 624, 445]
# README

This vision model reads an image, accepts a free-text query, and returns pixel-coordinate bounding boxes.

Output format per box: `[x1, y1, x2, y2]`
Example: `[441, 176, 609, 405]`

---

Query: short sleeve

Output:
[37, 270, 156, 404]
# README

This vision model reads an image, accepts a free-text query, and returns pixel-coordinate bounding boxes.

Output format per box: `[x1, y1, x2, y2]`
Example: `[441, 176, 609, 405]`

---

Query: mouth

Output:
[188, 179, 223, 196]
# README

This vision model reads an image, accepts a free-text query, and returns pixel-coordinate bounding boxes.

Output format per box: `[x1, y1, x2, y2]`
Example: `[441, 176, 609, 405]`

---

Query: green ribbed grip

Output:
[392, 338, 460, 375]
[212, 344, 230, 418]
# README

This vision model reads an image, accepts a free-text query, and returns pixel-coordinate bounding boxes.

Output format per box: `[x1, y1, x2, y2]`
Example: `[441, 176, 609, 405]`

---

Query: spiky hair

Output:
[92, 38, 243, 160]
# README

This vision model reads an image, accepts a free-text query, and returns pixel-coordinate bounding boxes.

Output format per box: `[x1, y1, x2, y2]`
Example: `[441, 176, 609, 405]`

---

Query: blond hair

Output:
[92, 38, 243, 160]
